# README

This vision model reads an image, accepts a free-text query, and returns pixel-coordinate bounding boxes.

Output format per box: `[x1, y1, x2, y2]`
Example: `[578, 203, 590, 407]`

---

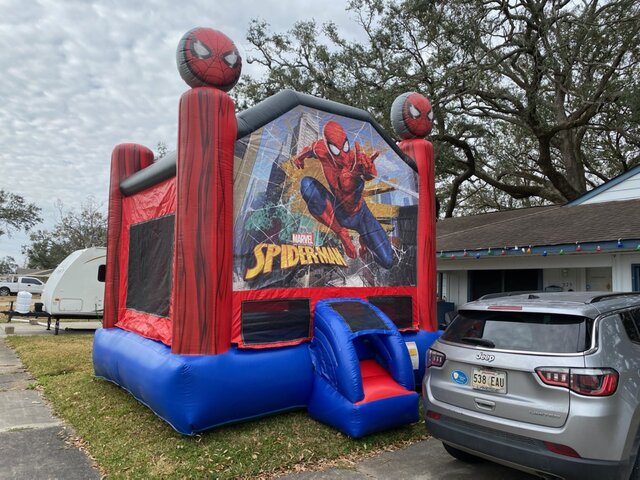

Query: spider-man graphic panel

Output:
[293, 120, 393, 269]
[232, 106, 419, 291]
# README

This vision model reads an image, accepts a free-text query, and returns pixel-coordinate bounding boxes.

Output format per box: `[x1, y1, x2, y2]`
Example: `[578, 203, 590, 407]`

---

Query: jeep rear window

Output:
[442, 311, 592, 353]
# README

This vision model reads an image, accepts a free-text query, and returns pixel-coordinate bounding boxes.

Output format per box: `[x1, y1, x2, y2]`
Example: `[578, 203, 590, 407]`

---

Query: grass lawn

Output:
[5, 334, 428, 479]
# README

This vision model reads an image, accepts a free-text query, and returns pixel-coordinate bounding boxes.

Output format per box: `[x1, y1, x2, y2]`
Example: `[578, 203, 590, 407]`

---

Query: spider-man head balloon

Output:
[176, 27, 242, 91]
[323, 121, 351, 166]
[390, 92, 433, 139]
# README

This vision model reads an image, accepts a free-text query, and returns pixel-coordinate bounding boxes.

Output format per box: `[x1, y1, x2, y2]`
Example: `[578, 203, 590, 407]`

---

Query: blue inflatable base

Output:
[402, 329, 443, 386]
[93, 328, 313, 435]
[93, 325, 442, 437]
[308, 375, 419, 438]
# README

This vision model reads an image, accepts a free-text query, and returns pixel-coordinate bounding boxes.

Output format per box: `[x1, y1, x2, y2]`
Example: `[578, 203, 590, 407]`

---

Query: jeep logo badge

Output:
[476, 352, 495, 362]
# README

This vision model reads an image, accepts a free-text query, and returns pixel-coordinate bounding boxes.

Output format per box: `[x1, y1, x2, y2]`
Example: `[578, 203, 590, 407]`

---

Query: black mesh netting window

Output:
[329, 301, 389, 333]
[241, 299, 311, 345]
[368, 296, 413, 329]
[126, 214, 175, 318]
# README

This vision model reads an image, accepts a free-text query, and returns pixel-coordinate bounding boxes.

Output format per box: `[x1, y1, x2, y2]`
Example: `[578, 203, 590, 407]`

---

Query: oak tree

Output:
[239, 0, 640, 216]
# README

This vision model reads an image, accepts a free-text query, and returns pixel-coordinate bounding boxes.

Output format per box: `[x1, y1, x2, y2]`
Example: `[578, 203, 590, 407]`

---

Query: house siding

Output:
[580, 172, 640, 204]
[436, 253, 630, 308]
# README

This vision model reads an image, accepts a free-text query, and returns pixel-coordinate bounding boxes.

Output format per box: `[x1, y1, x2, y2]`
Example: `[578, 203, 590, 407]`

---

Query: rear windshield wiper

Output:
[460, 337, 496, 348]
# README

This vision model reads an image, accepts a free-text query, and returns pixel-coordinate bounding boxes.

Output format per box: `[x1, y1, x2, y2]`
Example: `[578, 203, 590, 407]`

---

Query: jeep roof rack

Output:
[588, 292, 640, 303]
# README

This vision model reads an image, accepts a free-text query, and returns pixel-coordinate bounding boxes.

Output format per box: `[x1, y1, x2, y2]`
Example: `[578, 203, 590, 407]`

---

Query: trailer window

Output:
[97, 265, 106, 283]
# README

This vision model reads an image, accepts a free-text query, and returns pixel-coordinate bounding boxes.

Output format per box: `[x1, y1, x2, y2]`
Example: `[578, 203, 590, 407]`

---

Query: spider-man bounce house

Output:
[93, 27, 440, 437]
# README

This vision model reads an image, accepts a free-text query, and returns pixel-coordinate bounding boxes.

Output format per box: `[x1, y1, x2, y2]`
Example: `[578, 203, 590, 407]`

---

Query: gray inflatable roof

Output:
[119, 89, 413, 196]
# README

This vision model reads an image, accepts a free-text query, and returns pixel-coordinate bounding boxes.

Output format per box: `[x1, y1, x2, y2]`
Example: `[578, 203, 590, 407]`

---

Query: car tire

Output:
[0, 287, 10, 296]
[442, 443, 485, 463]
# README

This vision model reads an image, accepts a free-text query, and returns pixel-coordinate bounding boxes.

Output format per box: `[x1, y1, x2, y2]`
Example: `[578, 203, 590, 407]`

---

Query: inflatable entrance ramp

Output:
[308, 298, 419, 437]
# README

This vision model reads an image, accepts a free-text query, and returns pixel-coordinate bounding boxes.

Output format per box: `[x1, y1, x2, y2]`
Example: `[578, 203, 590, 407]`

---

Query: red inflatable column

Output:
[171, 88, 237, 355]
[399, 140, 436, 331]
[391, 92, 436, 331]
[103, 143, 154, 329]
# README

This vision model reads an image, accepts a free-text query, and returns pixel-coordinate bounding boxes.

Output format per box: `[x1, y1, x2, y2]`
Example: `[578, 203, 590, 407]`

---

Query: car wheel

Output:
[442, 442, 484, 463]
[0, 287, 10, 296]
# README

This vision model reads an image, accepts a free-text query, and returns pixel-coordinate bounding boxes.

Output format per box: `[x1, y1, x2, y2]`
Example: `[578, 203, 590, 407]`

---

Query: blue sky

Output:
[0, 0, 361, 263]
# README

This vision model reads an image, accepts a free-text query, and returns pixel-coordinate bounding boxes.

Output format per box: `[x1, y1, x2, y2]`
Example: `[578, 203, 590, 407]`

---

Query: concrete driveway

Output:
[281, 438, 537, 479]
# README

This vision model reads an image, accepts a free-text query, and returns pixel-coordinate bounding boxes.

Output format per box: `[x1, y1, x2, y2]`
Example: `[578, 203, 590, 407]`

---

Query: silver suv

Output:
[423, 292, 640, 480]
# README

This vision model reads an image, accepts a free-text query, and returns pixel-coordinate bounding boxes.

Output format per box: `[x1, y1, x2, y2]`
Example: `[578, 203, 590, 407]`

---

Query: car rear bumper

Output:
[426, 414, 632, 480]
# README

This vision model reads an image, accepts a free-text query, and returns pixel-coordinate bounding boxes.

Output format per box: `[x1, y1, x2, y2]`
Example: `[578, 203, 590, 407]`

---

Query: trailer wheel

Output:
[0, 287, 10, 296]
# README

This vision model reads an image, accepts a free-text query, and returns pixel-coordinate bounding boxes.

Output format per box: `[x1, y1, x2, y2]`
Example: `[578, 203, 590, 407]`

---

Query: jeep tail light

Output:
[536, 368, 618, 396]
[570, 369, 618, 396]
[427, 349, 446, 368]
[536, 368, 570, 388]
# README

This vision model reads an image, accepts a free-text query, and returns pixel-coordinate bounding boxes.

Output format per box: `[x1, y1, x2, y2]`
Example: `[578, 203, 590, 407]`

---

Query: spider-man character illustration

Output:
[292, 120, 394, 269]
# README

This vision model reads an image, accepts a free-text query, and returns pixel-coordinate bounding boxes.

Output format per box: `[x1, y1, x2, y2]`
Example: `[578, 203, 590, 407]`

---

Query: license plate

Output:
[472, 368, 507, 394]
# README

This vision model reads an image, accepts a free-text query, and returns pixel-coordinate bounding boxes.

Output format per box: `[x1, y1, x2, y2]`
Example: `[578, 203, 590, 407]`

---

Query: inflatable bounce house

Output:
[93, 27, 440, 437]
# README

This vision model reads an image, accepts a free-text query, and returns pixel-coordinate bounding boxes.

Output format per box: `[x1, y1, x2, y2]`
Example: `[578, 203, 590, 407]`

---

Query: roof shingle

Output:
[436, 199, 640, 252]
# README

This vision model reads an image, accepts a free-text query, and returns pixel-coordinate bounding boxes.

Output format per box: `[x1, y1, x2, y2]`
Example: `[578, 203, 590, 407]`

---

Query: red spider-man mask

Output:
[390, 92, 433, 139]
[176, 27, 242, 91]
[402, 93, 433, 137]
[323, 121, 351, 166]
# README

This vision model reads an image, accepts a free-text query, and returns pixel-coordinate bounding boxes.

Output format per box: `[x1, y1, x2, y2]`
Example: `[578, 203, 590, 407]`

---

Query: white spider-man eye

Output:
[408, 103, 420, 119]
[427, 109, 434, 121]
[343, 139, 350, 152]
[223, 50, 239, 67]
[191, 40, 212, 59]
[328, 143, 341, 156]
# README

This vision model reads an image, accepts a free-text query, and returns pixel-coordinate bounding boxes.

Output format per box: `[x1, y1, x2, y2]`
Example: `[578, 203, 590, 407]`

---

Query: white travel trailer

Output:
[42, 247, 106, 318]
